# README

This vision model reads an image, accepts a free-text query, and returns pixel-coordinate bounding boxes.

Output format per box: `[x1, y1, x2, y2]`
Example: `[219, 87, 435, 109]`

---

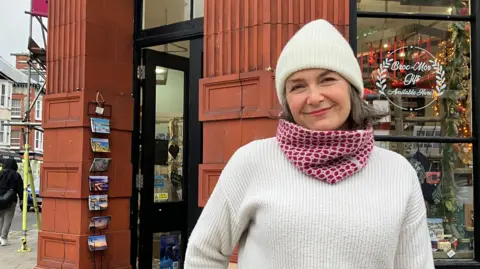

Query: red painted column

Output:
[200, 0, 351, 263]
[36, 0, 133, 268]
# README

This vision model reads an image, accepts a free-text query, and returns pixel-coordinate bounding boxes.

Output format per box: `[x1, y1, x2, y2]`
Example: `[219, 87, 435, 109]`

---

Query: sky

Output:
[0, 0, 45, 65]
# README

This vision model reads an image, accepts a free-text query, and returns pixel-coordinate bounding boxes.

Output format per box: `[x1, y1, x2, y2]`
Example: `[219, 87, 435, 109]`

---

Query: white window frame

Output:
[0, 84, 6, 108]
[0, 121, 11, 146]
[0, 83, 12, 109]
[10, 130, 20, 148]
[11, 99, 21, 118]
[34, 130, 43, 152]
[0, 123, 4, 144]
[35, 98, 42, 120]
[7, 85, 11, 109]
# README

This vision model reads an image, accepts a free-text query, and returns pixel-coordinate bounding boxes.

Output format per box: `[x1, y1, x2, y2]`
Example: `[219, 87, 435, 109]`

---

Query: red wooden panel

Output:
[230, 245, 239, 263]
[198, 164, 225, 207]
[199, 71, 275, 121]
[202, 121, 242, 164]
[37, 230, 131, 269]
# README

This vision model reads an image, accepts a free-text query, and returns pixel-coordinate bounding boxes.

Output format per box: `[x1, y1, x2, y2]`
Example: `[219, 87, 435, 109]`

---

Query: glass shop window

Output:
[359, 14, 475, 259]
[357, 18, 472, 138]
[374, 141, 473, 259]
[143, 0, 192, 29]
[194, 0, 204, 18]
[357, 0, 470, 16]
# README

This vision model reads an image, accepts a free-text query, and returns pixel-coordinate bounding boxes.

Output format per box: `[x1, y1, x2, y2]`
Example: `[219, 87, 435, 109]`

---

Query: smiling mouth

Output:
[307, 106, 333, 116]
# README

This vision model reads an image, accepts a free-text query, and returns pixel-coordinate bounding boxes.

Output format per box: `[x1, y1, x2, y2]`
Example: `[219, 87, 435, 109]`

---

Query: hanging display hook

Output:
[94, 91, 106, 115]
[95, 91, 106, 106]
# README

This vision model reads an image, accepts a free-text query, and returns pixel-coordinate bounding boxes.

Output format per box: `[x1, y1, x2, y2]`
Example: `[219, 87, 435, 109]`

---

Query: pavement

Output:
[0, 207, 40, 269]
[0, 208, 236, 269]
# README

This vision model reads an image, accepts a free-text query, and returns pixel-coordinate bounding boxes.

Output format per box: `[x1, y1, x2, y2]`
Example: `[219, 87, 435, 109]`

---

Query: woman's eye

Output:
[289, 85, 304, 92]
[321, 77, 336, 83]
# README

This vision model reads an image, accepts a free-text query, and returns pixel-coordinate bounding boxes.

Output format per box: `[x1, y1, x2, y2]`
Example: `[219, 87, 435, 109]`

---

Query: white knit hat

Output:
[275, 19, 364, 108]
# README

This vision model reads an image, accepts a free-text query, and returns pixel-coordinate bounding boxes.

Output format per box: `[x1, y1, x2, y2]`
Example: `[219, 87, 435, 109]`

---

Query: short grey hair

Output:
[281, 85, 389, 130]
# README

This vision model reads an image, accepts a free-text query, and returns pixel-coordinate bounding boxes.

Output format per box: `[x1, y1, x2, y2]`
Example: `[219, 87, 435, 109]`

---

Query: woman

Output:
[0, 159, 23, 246]
[185, 19, 434, 268]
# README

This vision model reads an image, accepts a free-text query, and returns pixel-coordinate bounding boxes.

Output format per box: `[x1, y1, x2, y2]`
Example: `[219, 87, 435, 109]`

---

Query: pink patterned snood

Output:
[276, 119, 375, 184]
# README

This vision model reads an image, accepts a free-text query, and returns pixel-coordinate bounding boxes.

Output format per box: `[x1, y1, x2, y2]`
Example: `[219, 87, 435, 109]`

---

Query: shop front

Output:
[37, 0, 480, 269]
[355, 1, 478, 267]
[130, 2, 206, 269]
[132, 4, 204, 266]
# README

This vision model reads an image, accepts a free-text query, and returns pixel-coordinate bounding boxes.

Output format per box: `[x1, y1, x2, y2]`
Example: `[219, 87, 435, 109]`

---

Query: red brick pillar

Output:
[36, 0, 133, 268]
[199, 0, 350, 263]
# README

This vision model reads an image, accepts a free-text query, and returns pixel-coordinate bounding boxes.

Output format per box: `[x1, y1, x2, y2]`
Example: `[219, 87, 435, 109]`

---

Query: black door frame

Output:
[138, 49, 190, 268]
[186, 38, 203, 236]
[131, 1, 204, 267]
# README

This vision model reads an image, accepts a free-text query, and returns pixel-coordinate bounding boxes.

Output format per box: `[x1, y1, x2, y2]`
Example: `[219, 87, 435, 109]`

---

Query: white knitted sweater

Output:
[184, 138, 435, 269]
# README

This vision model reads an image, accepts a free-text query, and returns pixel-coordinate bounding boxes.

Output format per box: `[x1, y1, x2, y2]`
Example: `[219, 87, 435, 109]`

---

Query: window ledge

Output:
[435, 260, 480, 268]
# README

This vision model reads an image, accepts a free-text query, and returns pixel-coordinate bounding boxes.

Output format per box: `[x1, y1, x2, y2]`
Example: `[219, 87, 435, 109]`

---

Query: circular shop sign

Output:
[375, 45, 446, 111]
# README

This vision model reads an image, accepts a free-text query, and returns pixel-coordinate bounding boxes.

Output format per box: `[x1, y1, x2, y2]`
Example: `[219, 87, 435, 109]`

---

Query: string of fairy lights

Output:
[433, 22, 472, 165]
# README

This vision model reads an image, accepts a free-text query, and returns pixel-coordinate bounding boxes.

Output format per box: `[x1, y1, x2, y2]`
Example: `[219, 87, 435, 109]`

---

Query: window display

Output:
[153, 66, 185, 203]
[154, 117, 184, 203]
[152, 232, 182, 269]
[358, 18, 472, 137]
[359, 0, 474, 259]
[375, 140, 473, 258]
[357, 0, 470, 16]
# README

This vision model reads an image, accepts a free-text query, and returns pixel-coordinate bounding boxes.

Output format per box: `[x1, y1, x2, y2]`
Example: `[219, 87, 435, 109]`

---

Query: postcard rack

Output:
[87, 100, 113, 269]
[87, 100, 112, 118]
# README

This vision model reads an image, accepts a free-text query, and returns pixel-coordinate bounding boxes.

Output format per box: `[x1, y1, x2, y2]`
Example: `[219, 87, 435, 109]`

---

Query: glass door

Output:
[139, 48, 189, 269]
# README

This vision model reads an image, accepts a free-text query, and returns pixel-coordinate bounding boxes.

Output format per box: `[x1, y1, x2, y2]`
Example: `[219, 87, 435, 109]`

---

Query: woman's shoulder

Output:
[369, 146, 419, 184]
[216, 138, 279, 196]
[371, 146, 414, 165]
[241, 137, 279, 152]
[229, 137, 279, 163]
[221, 137, 279, 180]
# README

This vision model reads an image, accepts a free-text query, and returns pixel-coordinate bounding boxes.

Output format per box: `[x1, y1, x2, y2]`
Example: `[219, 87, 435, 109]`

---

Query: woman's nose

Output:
[306, 86, 325, 105]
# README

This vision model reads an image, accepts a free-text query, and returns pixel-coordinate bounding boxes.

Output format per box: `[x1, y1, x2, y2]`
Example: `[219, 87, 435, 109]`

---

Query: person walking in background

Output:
[184, 19, 434, 268]
[0, 159, 24, 246]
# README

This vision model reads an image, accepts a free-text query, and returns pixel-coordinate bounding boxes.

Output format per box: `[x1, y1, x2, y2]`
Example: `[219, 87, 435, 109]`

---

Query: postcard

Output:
[91, 138, 110, 153]
[89, 216, 111, 230]
[427, 218, 444, 242]
[88, 194, 108, 211]
[88, 235, 108, 251]
[89, 158, 111, 172]
[159, 233, 181, 267]
[89, 176, 108, 192]
[91, 118, 110, 134]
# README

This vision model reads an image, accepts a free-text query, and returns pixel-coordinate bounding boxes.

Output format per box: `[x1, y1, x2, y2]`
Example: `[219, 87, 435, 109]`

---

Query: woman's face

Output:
[285, 69, 351, 131]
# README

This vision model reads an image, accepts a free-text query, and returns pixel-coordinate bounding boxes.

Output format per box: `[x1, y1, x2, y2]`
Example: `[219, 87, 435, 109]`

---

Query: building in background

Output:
[8, 53, 43, 160]
[11, 52, 46, 85]
[0, 56, 30, 161]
